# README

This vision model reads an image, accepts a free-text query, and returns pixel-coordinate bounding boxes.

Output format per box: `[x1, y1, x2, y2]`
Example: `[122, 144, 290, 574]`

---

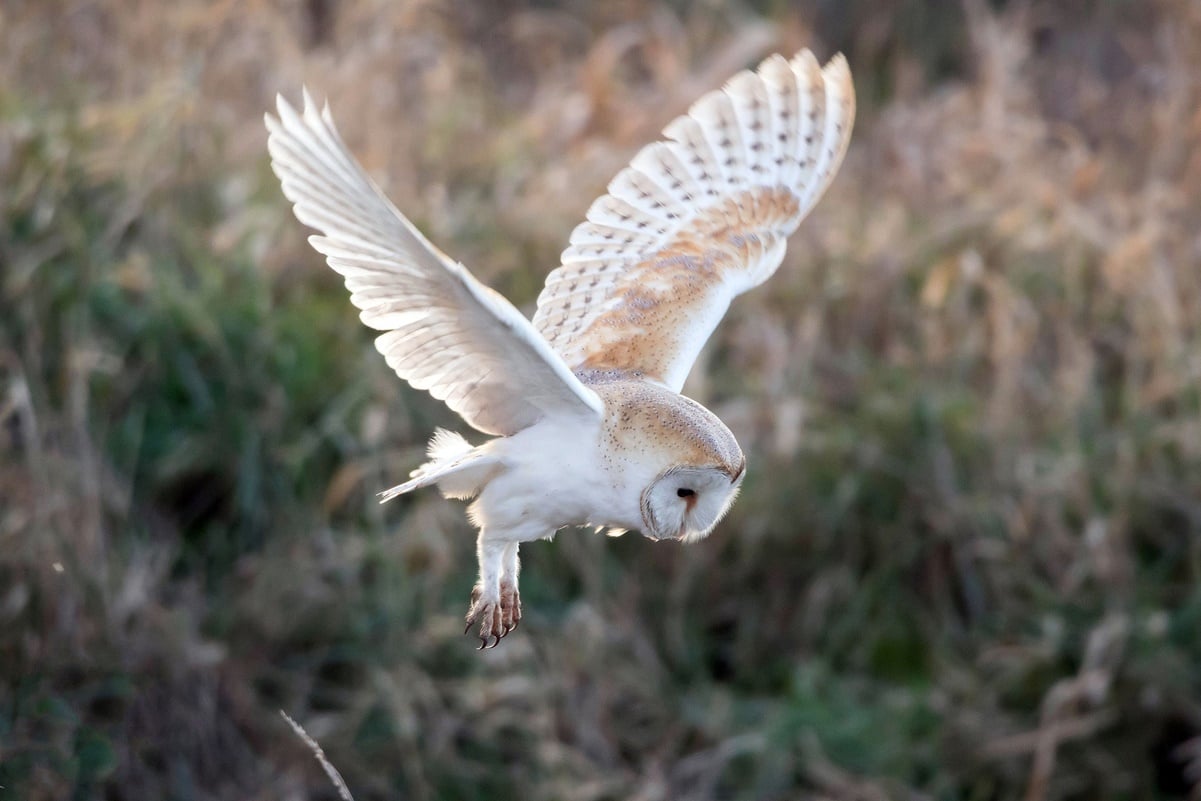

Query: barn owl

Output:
[266, 49, 854, 647]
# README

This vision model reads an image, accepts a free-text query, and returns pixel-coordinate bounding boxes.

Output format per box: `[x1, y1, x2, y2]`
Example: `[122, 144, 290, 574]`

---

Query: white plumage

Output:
[266, 92, 601, 437]
[266, 50, 855, 647]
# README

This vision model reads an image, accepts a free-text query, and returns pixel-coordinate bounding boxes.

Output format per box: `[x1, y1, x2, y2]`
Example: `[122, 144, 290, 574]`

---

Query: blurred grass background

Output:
[2, 0, 1200, 799]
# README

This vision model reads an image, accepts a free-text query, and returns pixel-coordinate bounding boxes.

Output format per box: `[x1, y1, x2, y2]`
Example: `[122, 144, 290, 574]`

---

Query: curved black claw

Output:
[464, 583, 521, 649]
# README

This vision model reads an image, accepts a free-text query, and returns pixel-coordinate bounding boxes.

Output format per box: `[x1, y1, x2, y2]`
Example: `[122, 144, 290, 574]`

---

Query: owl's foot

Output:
[464, 580, 521, 648]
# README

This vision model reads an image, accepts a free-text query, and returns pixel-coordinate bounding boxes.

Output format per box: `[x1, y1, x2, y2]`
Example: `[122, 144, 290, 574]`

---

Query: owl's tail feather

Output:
[378, 428, 500, 503]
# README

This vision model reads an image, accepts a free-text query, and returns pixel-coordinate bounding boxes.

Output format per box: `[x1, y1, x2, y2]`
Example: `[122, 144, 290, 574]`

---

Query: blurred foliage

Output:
[2, 0, 1201, 800]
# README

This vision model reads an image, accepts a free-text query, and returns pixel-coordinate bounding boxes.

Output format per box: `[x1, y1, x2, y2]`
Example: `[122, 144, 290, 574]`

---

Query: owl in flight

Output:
[267, 49, 854, 647]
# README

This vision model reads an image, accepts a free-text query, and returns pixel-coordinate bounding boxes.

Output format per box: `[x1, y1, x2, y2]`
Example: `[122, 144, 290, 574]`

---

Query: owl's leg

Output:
[498, 542, 521, 634]
[465, 533, 509, 648]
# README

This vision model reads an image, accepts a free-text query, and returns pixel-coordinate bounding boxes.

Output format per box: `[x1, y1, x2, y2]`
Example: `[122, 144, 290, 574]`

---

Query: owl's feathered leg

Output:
[499, 542, 521, 633]
[465, 534, 521, 648]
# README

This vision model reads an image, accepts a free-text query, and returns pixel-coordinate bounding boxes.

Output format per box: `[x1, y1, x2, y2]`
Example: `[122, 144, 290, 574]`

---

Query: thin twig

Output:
[280, 711, 355, 801]
[982, 710, 1120, 759]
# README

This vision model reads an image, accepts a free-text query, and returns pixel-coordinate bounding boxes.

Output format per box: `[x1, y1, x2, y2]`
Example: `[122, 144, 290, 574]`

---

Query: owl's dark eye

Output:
[677, 488, 695, 498]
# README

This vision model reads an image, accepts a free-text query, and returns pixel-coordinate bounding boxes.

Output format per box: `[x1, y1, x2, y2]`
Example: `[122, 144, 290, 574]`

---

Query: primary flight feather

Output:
[267, 49, 855, 647]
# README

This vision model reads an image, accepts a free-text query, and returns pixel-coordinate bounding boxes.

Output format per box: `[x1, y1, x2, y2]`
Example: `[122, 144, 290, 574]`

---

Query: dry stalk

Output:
[280, 711, 355, 801]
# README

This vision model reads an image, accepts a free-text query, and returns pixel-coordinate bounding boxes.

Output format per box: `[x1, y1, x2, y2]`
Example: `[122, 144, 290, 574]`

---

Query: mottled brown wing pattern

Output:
[533, 50, 855, 392]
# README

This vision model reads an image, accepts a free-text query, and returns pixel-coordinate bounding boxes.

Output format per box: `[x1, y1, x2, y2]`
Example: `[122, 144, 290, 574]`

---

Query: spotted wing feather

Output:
[533, 50, 854, 391]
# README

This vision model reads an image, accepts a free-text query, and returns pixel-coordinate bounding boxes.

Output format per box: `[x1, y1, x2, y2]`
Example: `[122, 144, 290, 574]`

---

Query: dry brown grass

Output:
[2, 1, 1200, 799]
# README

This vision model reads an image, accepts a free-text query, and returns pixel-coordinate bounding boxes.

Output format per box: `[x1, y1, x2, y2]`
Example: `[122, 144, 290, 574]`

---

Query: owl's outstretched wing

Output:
[267, 93, 602, 436]
[533, 51, 854, 391]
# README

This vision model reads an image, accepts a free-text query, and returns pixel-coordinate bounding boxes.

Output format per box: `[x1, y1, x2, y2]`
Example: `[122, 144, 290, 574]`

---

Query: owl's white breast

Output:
[471, 411, 645, 539]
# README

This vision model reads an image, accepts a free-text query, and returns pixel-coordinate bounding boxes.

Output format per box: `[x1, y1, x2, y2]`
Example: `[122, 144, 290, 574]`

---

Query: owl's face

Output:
[640, 464, 744, 542]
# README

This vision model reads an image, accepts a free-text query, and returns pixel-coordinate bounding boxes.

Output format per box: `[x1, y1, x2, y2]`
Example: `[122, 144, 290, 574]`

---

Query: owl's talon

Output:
[464, 581, 522, 649]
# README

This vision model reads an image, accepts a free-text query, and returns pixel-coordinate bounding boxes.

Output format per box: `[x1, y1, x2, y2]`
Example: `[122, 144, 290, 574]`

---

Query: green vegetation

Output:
[2, 1, 1199, 799]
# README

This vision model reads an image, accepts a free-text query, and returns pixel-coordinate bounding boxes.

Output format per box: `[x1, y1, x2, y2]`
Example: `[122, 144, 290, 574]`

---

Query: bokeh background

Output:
[3, 0, 1201, 799]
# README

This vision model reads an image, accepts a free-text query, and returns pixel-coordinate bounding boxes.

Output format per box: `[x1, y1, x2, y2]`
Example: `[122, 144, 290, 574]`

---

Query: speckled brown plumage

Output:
[584, 374, 745, 479]
[569, 188, 800, 381]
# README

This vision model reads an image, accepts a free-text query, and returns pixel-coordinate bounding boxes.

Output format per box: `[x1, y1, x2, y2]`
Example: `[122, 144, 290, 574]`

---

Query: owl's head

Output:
[640, 460, 745, 542]
[590, 378, 747, 542]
